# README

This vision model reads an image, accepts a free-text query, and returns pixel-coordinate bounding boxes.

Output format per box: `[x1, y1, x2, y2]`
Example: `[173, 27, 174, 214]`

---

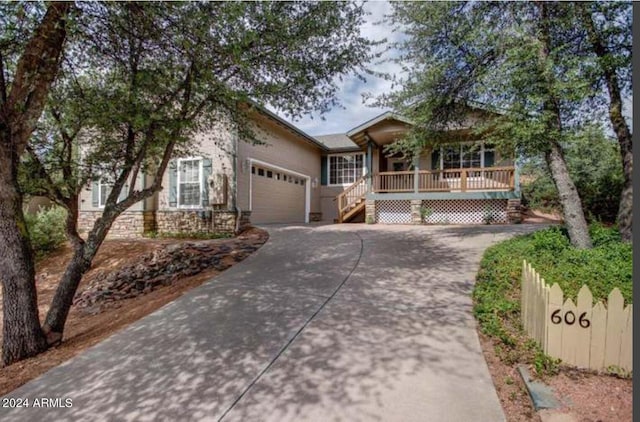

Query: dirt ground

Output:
[522, 208, 563, 224]
[0, 227, 268, 396]
[480, 333, 632, 422]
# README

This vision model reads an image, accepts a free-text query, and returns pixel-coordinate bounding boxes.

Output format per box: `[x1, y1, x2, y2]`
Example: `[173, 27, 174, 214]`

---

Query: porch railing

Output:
[372, 166, 515, 193]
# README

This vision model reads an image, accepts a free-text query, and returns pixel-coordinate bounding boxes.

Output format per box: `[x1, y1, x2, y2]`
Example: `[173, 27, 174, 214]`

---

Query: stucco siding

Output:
[320, 185, 346, 222]
[79, 172, 147, 212]
[237, 114, 322, 216]
[158, 123, 235, 211]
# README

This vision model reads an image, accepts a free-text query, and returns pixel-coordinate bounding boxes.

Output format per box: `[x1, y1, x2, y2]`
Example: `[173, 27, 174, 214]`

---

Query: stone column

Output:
[411, 199, 423, 225]
[507, 198, 522, 224]
[365, 199, 376, 224]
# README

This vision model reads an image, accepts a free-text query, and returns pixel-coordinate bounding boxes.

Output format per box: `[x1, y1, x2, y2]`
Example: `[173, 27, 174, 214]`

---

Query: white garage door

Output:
[251, 164, 306, 224]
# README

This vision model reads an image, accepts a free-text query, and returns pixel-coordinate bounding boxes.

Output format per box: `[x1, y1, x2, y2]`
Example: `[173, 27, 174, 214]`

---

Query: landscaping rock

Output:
[73, 235, 264, 312]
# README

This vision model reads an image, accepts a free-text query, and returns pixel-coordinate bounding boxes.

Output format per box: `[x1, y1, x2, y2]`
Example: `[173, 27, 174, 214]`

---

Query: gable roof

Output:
[346, 111, 414, 137]
[314, 133, 360, 152]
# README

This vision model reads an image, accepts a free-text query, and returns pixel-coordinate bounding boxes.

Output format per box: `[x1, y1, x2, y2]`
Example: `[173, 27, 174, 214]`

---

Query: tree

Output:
[3, 2, 373, 364]
[521, 124, 624, 223]
[575, 2, 632, 242]
[0, 2, 72, 366]
[382, 2, 597, 248]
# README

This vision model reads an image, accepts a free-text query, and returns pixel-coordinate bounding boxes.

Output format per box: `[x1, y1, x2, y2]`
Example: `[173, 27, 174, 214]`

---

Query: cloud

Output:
[273, 0, 405, 136]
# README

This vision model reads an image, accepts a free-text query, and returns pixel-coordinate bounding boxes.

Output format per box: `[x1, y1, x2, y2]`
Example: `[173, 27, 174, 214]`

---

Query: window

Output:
[461, 145, 481, 168]
[440, 143, 486, 169]
[328, 154, 364, 185]
[178, 158, 202, 207]
[98, 180, 112, 208]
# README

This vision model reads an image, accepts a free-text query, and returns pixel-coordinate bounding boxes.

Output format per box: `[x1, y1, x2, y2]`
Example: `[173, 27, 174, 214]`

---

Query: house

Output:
[78, 107, 522, 237]
[320, 110, 522, 225]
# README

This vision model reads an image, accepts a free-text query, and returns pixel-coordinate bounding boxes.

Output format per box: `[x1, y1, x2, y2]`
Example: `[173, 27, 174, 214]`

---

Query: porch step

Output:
[340, 201, 366, 223]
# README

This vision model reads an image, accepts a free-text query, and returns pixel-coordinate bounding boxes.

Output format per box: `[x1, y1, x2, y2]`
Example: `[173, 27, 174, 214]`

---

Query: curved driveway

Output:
[3, 224, 543, 422]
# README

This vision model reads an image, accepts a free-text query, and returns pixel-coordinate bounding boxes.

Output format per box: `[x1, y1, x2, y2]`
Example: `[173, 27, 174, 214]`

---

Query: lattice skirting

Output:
[375, 200, 412, 224]
[422, 199, 508, 225]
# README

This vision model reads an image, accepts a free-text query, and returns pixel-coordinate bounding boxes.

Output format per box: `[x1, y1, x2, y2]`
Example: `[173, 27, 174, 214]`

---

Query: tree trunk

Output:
[0, 3, 71, 365]
[42, 245, 91, 342]
[545, 142, 593, 249]
[537, 1, 592, 249]
[0, 150, 48, 366]
[617, 147, 633, 242]
[42, 211, 110, 341]
[578, 4, 632, 242]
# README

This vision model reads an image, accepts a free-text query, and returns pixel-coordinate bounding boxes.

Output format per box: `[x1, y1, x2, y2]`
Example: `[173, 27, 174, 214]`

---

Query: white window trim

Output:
[98, 179, 112, 208]
[177, 157, 204, 209]
[327, 152, 366, 186]
[439, 141, 492, 170]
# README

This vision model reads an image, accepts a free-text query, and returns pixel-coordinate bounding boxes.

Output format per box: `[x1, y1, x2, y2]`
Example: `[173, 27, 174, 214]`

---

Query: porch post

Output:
[366, 140, 373, 192]
[413, 151, 420, 193]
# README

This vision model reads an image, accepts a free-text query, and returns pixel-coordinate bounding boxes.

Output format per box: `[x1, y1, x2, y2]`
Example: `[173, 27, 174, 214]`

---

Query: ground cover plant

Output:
[473, 224, 632, 374]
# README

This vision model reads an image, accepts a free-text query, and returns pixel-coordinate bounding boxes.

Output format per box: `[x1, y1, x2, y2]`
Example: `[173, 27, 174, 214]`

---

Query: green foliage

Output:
[365, 215, 375, 224]
[24, 207, 67, 257]
[521, 126, 624, 223]
[419, 206, 432, 223]
[473, 224, 631, 374]
[482, 205, 495, 225]
[143, 231, 232, 240]
[20, 1, 376, 223]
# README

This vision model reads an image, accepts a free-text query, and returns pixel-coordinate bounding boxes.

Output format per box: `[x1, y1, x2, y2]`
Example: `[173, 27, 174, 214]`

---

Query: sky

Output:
[274, 1, 632, 138]
[276, 1, 402, 136]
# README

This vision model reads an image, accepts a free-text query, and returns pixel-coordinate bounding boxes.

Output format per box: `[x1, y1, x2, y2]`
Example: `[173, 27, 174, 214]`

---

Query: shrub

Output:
[25, 206, 68, 257]
[473, 224, 632, 375]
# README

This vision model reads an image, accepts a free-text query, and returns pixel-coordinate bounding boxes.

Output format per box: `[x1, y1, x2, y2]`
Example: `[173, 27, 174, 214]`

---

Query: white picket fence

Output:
[521, 260, 632, 373]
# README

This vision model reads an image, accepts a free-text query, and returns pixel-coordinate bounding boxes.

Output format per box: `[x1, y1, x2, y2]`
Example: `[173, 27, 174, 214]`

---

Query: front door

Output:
[389, 158, 409, 172]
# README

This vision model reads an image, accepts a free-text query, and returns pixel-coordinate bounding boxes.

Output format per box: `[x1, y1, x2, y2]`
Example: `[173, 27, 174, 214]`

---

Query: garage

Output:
[250, 163, 307, 224]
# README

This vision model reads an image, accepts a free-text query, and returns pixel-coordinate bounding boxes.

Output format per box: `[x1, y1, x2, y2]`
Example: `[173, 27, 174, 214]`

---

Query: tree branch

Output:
[6, 2, 72, 153]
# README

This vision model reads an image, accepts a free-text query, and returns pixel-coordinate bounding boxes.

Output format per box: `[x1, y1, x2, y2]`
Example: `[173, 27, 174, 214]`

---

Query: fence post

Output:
[521, 260, 528, 332]
[575, 285, 593, 368]
[547, 283, 563, 358]
[560, 298, 578, 365]
[619, 305, 633, 372]
[604, 288, 625, 369]
[589, 301, 607, 371]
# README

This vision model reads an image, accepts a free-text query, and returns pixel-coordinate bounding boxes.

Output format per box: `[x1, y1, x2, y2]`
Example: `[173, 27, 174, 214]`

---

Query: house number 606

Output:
[550, 309, 590, 328]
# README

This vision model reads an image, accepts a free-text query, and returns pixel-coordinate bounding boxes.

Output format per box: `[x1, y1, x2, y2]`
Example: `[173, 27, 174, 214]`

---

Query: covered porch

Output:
[334, 111, 521, 223]
[372, 166, 516, 193]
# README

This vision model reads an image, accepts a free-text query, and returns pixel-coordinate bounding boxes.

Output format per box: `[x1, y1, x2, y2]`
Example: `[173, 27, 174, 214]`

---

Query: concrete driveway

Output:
[2, 223, 544, 422]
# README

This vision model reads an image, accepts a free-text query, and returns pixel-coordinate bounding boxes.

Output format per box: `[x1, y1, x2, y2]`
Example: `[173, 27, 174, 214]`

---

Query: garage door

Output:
[251, 164, 306, 224]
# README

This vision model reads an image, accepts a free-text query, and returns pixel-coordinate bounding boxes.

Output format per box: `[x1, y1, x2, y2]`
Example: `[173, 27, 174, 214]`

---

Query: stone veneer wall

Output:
[78, 211, 156, 239]
[506, 198, 522, 224]
[156, 210, 252, 234]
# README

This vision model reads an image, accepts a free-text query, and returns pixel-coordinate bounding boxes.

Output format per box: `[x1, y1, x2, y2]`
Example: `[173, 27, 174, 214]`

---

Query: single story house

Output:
[78, 107, 522, 237]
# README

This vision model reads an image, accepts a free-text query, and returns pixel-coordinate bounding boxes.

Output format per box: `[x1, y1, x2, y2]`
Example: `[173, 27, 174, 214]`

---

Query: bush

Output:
[25, 206, 68, 257]
[473, 224, 632, 374]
